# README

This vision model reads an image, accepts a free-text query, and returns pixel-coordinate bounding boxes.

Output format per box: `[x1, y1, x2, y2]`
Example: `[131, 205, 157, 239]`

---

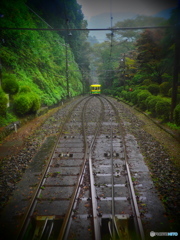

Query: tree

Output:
[169, 6, 180, 120]
[2, 74, 19, 95]
[136, 29, 168, 84]
[0, 0, 83, 108]
[112, 15, 167, 42]
[27, 0, 91, 91]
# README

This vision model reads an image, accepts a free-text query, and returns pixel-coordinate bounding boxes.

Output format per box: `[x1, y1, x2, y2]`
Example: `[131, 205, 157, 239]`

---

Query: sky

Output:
[77, 0, 178, 20]
[77, 0, 178, 41]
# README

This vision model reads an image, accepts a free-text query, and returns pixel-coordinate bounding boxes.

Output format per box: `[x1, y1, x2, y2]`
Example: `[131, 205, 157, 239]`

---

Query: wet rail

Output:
[17, 96, 92, 239]
[101, 96, 145, 240]
[17, 95, 145, 240]
[65, 96, 145, 240]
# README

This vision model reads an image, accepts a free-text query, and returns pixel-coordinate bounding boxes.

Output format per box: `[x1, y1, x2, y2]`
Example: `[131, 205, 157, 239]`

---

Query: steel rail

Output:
[109, 104, 118, 240]
[125, 162, 145, 240]
[88, 98, 104, 240]
[88, 146, 101, 240]
[107, 101, 116, 239]
[17, 96, 90, 240]
[102, 96, 145, 240]
[101, 98, 119, 240]
[57, 97, 92, 240]
[58, 96, 103, 240]
[63, 97, 102, 239]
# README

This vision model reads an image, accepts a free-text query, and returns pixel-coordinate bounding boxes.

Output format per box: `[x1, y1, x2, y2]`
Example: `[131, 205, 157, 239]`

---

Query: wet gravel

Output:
[0, 98, 81, 210]
[0, 95, 180, 232]
[110, 97, 180, 230]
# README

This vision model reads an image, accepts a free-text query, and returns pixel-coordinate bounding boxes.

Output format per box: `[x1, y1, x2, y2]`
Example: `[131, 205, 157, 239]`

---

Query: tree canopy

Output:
[90, 12, 180, 124]
[0, 0, 92, 125]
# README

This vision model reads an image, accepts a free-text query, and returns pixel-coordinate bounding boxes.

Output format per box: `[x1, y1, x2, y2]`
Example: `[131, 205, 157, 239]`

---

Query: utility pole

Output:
[65, 43, 69, 98]
[170, 4, 180, 121]
[0, 58, 2, 86]
[120, 53, 126, 89]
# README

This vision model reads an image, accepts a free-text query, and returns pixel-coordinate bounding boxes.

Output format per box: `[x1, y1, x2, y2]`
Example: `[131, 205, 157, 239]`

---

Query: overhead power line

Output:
[0, 26, 172, 31]
[25, 4, 53, 29]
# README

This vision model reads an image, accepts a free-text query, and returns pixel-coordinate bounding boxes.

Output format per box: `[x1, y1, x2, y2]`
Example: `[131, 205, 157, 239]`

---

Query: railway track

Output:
[17, 96, 145, 240]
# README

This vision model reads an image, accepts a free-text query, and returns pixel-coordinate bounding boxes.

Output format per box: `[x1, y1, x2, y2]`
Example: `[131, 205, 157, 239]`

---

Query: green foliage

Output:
[166, 122, 180, 130]
[102, 89, 113, 95]
[168, 88, 172, 97]
[0, 88, 8, 117]
[121, 90, 127, 100]
[173, 104, 180, 126]
[146, 96, 154, 109]
[1, 74, 19, 95]
[19, 85, 31, 93]
[125, 91, 133, 102]
[0, 0, 84, 123]
[137, 90, 152, 110]
[155, 99, 171, 120]
[146, 96, 160, 116]
[120, 90, 132, 101]
[13, 81, 41, 115]
[112, 87, 124, 97]
[130, 89, 141, 104]
[30, 93, 41, 113]
[162, 73, 173, 82]
[14, 94, 33, 116]
[136, 29, 167, 84]
[138, 85, 148, 90]
[168, 87, 180, 103]
[147, 84, 159, 96]
[0, 111, 18, 127]
[142, 79, 152, 86]
[131, 74, 142, 85]
[113, 15, 167, 40]
[159, 82, 171, 96]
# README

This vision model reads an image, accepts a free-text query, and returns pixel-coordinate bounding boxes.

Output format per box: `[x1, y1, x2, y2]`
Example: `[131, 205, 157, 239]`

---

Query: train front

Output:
[90, 84, 101, 95]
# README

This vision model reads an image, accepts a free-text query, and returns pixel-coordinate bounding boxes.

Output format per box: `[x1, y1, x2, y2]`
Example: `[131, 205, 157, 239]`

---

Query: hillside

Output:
[0, 0, 84, 126]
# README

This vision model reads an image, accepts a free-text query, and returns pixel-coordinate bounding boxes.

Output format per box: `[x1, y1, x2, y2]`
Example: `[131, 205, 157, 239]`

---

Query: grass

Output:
[131, 176, 136, 182]
[0, 111, 18, 127]
[166, 122, 180, 131]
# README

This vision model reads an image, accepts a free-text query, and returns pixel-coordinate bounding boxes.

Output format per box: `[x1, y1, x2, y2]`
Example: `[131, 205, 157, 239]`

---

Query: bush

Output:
[138, 86, 148, 90]
[173, 104, 180, 126]
[146, 96, 160, 116]
[146, 96, 154, 110]
[30, 93, 41, 112]
[1, 74, 19, 95]
[168, 87, 180, 103]
[126, 91, 133, 102]
[159, 82, 171, 97]
[122, 91, 132, 102]
[130, 89, 141, 104]
[147, 84, 159, 96]
[137, 90, 151, 110]
[102, 89, 112, 95]
[142, 79, 152, 86]
[19, 85, 31, 93]
[155, 99, 171, 120]
[14, 92, 41, 116]
[120, 90, 127, 99]
[14, 94, 33, 116]
[113, 87, 124, 97]
[0, 88, 8, 117]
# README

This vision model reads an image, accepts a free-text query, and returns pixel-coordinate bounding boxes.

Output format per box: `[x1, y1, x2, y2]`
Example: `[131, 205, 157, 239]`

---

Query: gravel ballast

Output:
[0, 96, 179, 237]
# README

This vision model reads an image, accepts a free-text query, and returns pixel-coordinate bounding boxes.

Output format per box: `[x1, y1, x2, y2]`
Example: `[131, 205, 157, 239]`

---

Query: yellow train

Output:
[90, 84, 101, 95]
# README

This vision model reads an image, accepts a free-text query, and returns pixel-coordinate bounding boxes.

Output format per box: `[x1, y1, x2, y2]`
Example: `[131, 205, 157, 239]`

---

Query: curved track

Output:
[17, 96, 145, 240]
